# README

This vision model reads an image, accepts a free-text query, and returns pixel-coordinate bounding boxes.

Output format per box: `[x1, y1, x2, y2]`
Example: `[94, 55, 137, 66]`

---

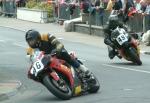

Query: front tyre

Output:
[88, 75, 100, 93]
[42, 75, 72, 100]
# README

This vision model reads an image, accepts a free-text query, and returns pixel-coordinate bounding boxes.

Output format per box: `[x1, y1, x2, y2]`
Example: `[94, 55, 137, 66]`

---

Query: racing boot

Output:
[84, 70, 96, 84]
[77, 65, 96, 84]
[109, 49, 122, 59]
[108, 46, 116, 59]
[108, 50, 116, 59]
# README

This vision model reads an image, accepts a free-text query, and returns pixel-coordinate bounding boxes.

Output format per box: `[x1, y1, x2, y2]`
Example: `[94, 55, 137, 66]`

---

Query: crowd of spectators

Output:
[0, 0, 149, 30]
[79, 0, 149, 29]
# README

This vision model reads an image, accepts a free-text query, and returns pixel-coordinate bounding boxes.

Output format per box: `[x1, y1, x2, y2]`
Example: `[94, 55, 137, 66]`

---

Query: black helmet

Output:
[108, 14, 120, 30]
[25, 29, 41, 48]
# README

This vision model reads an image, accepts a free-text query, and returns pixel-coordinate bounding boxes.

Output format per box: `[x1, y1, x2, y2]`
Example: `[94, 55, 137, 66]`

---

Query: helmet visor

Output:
[28, 39, 38, 48]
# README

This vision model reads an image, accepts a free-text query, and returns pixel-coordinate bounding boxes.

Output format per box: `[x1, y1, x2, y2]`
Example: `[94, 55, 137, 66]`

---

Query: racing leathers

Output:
[103, 22, 129, 59]
[26, 33, 93, 82]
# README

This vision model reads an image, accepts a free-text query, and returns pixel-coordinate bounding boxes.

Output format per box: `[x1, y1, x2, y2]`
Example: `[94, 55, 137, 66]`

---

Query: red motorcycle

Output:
[27, 50, 100, 100]
[110, 27, 142, 65]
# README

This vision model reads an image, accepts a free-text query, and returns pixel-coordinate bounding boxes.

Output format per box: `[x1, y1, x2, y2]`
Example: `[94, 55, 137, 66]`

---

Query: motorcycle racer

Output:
[25, 29, 95, 83]
[103, 15, 131, 59]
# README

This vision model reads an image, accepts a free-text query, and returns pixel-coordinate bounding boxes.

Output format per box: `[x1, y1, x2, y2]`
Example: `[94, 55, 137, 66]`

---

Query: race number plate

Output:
[116, 33, 128, 45]
[30, 60, 44, 76]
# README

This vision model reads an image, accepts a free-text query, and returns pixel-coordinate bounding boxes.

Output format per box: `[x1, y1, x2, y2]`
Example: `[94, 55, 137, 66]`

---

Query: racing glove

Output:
[56, 44, 64, 53]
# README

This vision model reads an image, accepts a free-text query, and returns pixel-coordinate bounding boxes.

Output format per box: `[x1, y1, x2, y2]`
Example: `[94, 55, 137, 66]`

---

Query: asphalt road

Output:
[0, 27, 150, 103]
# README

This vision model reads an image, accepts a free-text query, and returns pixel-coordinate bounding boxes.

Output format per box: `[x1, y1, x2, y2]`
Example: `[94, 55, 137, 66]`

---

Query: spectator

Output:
[69, 0, 80, 16]
[106, 0, 116, 12]
[106, 0, 125, 11]
[122, 0, 135, 22]
[0, 0, 2, 7]
[142, 0, 150, 30]
[103, 0, 109, 9]
[80, 0, 94, 13]
[135, 0, 142, 13]
[0, 0, 2, 14]
[95, 0, 105, 26]
[16, 0, 26, 7]
[143, 0, 150, 14]
[140, 0, 147, 12]
[109, 0, 125, 21]
[124, 0, 134, 13]
[113, 0, 123, 10]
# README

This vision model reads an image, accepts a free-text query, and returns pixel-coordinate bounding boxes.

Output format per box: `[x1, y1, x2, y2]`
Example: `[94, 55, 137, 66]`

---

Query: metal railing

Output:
[85, 10, 150, 33]
[0, 0, 16, 17]
[58, 4, 80, 21]
[0, 0, 149, 33]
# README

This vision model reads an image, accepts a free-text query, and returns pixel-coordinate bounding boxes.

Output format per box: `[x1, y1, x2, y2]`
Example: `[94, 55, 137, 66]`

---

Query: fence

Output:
[0, 0, 47, 17]
[0, 0, 80, 20]
[57, 5, 150, 33]
[127, 13, 143, 32]
[58, 4, 80, 21]
[0, 0, 149, 33]
[82, 10, 150, 33]
[0, 0, 16, 17]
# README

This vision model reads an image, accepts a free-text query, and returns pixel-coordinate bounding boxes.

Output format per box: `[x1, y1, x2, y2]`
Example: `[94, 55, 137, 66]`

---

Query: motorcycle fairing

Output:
[119, 38, 140, 60]
[49, 57, 74, 88]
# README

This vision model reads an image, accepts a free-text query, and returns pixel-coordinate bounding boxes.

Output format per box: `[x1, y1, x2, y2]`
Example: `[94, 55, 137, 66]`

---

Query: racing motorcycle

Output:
[27, 49, 100, 100]
[110, 27, 142, 65]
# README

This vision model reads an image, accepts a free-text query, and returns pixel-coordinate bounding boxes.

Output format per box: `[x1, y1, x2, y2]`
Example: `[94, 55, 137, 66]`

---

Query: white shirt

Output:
[145, 5, 150, 14]
[121, 0, 126, 9]
[135, 3, 142, 12]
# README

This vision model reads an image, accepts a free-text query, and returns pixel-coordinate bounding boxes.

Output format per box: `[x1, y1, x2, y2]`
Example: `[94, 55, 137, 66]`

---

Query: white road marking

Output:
[58, 37, 64, 40]
[102, 64, 150, 74]
[123, 88, 133, 91]
[0, 40, 6, 42]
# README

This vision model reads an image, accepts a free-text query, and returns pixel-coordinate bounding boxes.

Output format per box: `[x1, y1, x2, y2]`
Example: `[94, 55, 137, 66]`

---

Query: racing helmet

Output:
[108, 14, 120, 30]
[25, 29, 41, 48]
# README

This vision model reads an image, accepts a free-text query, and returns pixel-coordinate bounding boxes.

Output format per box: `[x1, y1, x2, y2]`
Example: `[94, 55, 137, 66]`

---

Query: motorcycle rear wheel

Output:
[43, 75, 72, 100]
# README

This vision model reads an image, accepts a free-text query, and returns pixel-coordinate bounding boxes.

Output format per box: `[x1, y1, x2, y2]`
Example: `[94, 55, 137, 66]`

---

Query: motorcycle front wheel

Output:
[87, 75, 100, 93]
[42, 75, 72, 100]
[128, 47, 142, 65]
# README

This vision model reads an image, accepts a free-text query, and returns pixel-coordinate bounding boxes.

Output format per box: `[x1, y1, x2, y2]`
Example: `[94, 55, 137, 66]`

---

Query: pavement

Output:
[0, 69, 22, 101]
[139, 43, 150, 55]
[0, 80, 22, 101]
[0, 17, 150, 101]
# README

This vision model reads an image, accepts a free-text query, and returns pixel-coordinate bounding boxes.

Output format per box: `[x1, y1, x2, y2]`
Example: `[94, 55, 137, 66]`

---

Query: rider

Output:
[25, 29, 95, 83]
[103, 14, 130, 59]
